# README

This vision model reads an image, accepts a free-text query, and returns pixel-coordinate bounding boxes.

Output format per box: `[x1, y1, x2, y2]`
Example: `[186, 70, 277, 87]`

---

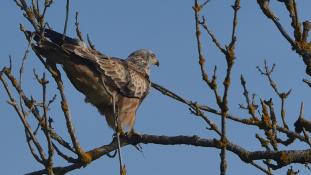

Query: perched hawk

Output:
[28, 29, 159, 133]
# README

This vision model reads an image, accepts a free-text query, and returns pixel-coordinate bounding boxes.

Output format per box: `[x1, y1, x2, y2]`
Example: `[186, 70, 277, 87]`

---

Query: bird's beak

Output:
[151, 56, 160, 67]
[155, 60, 160, 67]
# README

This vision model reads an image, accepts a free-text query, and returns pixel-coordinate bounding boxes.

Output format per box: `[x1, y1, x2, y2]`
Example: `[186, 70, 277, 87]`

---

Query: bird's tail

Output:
[26, 29, 84, 64]
[27, 29, 83, 46]
[44, 29, 83, 46]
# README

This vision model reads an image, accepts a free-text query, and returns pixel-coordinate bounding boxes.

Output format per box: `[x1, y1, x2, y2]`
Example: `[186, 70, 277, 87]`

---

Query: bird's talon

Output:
[116, 127, 125, 137]
[127, 129, 139, 138]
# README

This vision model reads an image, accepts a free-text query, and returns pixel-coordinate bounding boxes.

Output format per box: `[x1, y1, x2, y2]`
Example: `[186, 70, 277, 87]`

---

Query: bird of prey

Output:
[28, 29, 159, 133]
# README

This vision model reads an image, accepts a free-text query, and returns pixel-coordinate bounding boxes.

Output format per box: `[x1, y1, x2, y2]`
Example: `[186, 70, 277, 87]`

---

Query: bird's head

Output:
[126, 49, 159, 75]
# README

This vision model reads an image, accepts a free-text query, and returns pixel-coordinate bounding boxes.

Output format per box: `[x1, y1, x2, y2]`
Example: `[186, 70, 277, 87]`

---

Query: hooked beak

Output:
[150, 53, 159, 67]
[155, 60, 160, 67]
[151, 56, 160, 67]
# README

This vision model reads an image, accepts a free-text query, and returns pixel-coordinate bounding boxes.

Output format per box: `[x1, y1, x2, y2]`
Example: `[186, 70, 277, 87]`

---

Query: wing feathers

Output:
[37, 29, 150, 99]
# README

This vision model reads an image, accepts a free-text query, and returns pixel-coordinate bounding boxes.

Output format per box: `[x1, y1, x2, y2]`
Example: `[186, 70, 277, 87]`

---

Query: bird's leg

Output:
[126, 128, 139, 138]
[112, 95, 126, 175]
[126, 128, 144, 154]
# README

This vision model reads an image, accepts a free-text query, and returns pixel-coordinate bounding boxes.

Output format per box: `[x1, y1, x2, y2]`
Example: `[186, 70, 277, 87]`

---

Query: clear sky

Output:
[1, 0, 311, 174]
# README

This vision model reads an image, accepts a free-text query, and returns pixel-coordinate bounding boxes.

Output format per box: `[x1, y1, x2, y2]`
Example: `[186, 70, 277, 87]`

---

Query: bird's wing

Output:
[95, 57, 150, 98]
[69, 50, 151, 99]
[43, 29, 150, 99]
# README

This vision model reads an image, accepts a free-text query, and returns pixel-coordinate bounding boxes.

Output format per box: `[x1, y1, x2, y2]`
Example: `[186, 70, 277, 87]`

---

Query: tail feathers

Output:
[26, 29, 83, 47]
[32, 40, 69, 65]
[44, 29, 82, 46]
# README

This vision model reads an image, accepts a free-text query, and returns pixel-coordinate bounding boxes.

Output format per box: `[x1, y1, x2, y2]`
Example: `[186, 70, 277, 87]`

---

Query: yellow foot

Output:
[126, 129, 143, 152]
[79, 151, 92, 167]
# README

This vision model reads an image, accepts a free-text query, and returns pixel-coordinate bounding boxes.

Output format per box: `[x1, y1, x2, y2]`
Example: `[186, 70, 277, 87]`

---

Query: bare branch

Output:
[200, 17, 227, 55]
[62, 0, 70, 40]
[75, 12, 84, 41]
[2, 66, 75, 153]
[87, 34, 95, 50]
[1, 68, 47, 161]
[240, 75, 259, 120]
[26, 133, 311, 174]
[257, 61, 291, 129]
[257, 0, 295, 46]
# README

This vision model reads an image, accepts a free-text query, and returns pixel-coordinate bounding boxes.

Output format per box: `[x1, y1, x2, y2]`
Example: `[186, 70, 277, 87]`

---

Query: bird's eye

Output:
[150, 53, 156, 57]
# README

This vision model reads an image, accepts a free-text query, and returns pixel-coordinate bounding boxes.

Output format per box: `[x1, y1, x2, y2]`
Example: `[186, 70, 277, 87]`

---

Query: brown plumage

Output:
[29, 29, 159, 132]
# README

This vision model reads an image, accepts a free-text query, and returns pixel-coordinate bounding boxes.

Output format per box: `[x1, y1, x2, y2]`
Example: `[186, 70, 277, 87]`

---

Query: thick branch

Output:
[27, 133, 311, 175]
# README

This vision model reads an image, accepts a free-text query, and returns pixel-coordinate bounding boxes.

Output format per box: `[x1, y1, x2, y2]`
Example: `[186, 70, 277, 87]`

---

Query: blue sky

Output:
[1, 0, 311, 174]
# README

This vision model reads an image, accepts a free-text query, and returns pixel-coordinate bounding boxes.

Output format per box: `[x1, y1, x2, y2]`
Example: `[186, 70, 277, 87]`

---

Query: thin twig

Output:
[240, 75, 258, 120]
[52, 142, 78, 163]
[250, 161, 272, 175]
[25, 131, 44, 164]
[63, 0, 70, 40]
[200, 17, 226, 55]
[3, 65, 75, 153]
[41, 73, 54, 174]
[193, 0, 211, 86]
[75, 11, 84, 41]
[19, 37, 31, 118]
[257, 0, 295, 46]
[87, 34, 95, 50]
[1, 69, 47, 161]
[257, 61, 291, 129]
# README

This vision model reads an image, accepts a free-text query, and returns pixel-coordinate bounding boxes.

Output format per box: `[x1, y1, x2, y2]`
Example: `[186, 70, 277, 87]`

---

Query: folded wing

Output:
[37, 29, 150, 99]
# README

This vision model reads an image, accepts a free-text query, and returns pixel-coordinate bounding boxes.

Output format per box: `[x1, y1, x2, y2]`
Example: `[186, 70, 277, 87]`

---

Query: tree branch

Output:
[26, 133, 311, 175]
